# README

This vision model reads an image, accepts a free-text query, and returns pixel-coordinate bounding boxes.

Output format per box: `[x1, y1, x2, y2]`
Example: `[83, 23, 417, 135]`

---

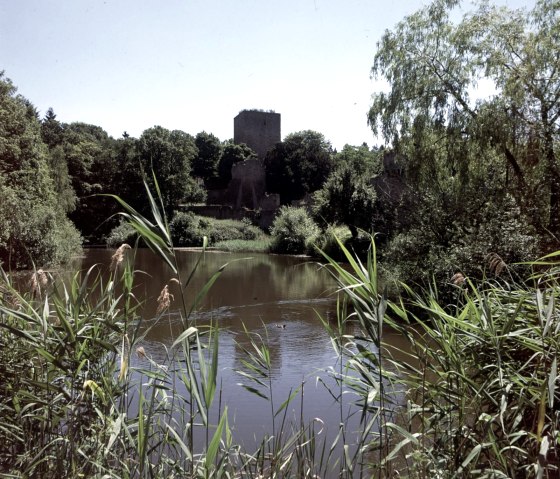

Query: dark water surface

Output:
[80, 248, 407, 454]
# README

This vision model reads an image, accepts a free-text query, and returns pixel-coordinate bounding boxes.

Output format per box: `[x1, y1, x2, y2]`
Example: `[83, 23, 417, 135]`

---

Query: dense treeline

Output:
[1, 0, 558, 290]
[0, 75, 81, 269]
[0, 74, 261, 267]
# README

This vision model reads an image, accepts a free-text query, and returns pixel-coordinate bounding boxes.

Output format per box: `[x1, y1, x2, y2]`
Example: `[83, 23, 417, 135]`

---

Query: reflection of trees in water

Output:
[79, 249, 339, 378]
[81, 249, 335, 315]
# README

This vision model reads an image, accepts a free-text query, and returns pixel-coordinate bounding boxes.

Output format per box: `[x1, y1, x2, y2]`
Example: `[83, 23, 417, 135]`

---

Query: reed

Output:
[318, 236, 560, 478]
[1, 176, 558, 478]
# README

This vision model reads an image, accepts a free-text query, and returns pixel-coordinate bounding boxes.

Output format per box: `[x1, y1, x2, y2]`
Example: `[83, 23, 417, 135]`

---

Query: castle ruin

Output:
[234, 110, 281, 160]
[188, 110, 281, 228]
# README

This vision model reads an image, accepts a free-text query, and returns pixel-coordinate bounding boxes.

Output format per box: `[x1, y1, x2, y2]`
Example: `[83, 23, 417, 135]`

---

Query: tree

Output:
[193, 131, 222, 185]
[0, 73, 81, 268]
[137, 126, 205, 214]
[264, 130, 333, 204]
[217, 141, 257, 187]
[369, 0, 560, 246]
[313, 145, 381, 238]
[40, 107, 64, 148]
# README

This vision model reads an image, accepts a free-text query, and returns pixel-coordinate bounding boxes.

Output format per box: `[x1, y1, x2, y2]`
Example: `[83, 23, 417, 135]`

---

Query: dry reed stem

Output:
[118, 333, 130, 381]
[110, 244, 131, 271]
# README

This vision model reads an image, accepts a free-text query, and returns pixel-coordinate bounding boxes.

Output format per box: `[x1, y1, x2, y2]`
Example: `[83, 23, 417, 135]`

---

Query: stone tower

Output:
[233, 110, 281, 160]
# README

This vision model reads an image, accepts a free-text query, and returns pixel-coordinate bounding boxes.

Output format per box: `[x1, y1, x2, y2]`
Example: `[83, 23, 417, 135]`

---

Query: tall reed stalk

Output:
[319, 236, 560, 478]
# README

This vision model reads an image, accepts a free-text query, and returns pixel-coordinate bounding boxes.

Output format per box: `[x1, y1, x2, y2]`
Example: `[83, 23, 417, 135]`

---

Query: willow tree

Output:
[369, 0, 560, 247]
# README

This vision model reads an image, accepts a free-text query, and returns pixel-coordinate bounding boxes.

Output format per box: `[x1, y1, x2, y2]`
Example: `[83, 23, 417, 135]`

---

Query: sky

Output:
[0, 0, 533, 150]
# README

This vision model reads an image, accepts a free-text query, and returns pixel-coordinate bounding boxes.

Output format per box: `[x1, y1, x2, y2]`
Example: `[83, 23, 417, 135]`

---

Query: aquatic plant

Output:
[2, 175, 558, 478]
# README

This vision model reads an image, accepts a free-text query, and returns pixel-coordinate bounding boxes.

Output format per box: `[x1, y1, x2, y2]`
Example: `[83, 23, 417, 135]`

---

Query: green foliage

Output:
[320, 236, 560, 478]
[211, 237, 272, 253]
[205, 217, 261, 243]
[106, 221, 138, 248]
[0, 266, 131, 477]
[381, 190, 538, 293]
[0, 73, 81, 268]
[369, 0, 560, 242]
[137, 127, 206, 214]
[169, 212, 263, 247]
[313, 144, 381, 238]
[264, 130, 333, 204]
[47, 145, 77, 214]
[269, 206, 320, 254]
[217, 141, 256, 187]
[193, 131, 222, 184]
[169, 211, 204, 246]
[314, 224, 352, 260]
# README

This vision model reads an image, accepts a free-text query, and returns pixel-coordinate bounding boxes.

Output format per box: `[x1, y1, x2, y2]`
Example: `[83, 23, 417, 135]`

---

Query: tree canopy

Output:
[0, 73, 81, 268]
[137, 127, 206, 214]
[264, 130, 333, 204]
[193, 131, 222, 185]
[313, 145, 381, 238]
[369, 0, 560, 244]
[363, 0, 556, 285]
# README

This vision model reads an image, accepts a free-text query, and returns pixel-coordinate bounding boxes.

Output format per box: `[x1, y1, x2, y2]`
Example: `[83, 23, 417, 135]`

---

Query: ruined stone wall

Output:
[226, 158, 266, 209]
[201, 158, 280, 228]
[234, 110, 281, 160]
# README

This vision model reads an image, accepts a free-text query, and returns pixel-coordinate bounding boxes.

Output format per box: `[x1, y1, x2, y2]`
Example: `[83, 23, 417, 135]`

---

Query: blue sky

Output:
[0, 0, 532, 149]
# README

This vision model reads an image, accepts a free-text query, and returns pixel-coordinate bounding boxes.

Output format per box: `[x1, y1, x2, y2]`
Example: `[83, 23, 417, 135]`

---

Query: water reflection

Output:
[80, 249, 346, 446]
[76, 247, 416, 469]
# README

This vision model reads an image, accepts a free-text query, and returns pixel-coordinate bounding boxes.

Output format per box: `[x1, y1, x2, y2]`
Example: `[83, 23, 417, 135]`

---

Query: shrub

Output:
[106, 221, 138, 248]
[315, 224, 352, 260]
[207, 218, 261, 243]
[169, 211, 204, 246]
[380, 194, 538, 299]
[269, 206, 320, 254]
[170, 213, 263, 247]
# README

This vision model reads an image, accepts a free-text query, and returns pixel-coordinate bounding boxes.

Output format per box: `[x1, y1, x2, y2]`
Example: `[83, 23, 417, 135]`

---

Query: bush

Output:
[106, 221, 138, 248]
[269, 206, 320, 254]
[207, 218, 261, 243]
[315, 224, 352, 260]
[380, 194, 538, 299]
[170, 213, 263, 247]
[169, 211, 204, 246]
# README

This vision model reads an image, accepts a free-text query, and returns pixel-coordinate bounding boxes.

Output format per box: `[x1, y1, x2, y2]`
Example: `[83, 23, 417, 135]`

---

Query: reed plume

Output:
[487, 252, 507, 276]
[110, 244, 131, 271]
[30, 268, 48, 297]
[156, 284, 174, 314]
[450, 272, 466, 286]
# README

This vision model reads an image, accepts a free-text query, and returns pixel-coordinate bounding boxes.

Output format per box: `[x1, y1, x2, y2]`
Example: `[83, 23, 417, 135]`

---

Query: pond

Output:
[79, 248, 407, 454]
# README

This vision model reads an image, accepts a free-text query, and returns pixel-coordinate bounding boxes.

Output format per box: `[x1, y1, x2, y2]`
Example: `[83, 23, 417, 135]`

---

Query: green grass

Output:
[212, 237, 272, 253]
